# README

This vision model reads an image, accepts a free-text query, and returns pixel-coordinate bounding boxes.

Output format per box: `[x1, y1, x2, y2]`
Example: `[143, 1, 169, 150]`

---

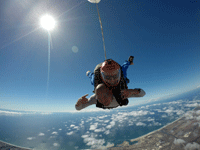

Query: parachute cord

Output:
[96, 3, 107, 60]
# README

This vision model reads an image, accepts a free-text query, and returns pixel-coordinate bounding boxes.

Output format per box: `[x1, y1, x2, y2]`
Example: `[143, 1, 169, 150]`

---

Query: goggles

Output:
[101, 69, 121, 84]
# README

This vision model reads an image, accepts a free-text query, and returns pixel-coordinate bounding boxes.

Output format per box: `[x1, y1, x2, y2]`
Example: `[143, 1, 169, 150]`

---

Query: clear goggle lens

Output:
[101, 69, 121, 81]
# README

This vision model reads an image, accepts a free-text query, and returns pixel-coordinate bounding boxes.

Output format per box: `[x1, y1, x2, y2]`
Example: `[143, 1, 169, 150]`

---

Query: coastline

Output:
[108, 106, 200, 150]
[0, 140, 32, 150]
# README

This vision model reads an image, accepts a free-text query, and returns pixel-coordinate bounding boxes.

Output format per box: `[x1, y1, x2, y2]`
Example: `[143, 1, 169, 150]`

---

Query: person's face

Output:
[101, 69, 121, 86]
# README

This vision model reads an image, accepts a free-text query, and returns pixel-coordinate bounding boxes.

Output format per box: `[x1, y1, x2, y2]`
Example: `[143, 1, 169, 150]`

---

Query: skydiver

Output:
[75, 56, 145, 110]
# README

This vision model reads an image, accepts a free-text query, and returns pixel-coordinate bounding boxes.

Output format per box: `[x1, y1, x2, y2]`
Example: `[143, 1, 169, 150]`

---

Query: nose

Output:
[109, 78, 116, 82]
[110, 78, 115, 81]
[108, 79, 117, 85]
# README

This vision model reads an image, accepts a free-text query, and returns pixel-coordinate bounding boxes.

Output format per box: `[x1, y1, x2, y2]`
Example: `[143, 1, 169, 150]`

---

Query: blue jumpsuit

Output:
[88, 61, 131, 86]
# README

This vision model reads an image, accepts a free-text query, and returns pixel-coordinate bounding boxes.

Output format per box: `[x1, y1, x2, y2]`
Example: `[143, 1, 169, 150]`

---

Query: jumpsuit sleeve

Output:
[121, 61, 131, 79]
[88, 72, 95, 86]
[75, 94, 97, 111]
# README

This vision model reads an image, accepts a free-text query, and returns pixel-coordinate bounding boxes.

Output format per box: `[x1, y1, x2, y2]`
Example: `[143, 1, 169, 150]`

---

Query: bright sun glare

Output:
[40, 15, 55, 31]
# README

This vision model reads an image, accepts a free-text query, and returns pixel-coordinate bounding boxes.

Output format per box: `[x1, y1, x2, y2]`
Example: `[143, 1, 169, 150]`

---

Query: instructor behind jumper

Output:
[75, 56, 145, 111]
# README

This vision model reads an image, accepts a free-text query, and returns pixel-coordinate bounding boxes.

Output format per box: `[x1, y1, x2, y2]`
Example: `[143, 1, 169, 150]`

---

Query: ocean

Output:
[0, 88, 199, 150]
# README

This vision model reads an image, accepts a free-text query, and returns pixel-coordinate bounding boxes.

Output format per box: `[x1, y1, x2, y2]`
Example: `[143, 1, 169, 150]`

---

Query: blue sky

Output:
[0, 0, 200, 112]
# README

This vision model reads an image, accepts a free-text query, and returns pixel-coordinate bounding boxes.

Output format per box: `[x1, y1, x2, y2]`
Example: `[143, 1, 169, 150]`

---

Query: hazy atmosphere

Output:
[0, 0, 200, 112]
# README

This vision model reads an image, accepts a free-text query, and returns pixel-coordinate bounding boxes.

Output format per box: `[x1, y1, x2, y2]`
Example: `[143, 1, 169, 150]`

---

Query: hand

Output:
[76, 94, 89, 107]
[121, 89, 140, 99]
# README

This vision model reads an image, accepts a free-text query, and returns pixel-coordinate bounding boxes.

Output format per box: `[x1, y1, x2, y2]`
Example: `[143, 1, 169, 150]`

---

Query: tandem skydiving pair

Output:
[75, 56, 146, 111]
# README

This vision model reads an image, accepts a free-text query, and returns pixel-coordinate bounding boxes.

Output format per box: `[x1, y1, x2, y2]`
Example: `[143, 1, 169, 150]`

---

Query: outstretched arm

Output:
[121, 88, 146, 99]
[75, 94, 97, 111]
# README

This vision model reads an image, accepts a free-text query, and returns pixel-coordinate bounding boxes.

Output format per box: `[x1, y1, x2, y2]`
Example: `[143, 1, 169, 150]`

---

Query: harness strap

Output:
[93, 63, 129, 109]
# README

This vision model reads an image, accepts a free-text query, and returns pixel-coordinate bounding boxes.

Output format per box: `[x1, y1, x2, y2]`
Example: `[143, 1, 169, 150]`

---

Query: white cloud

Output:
[106, 125, 112, 129]
[0, 110, 22, 116]
[146, 97, 162, 103]
[130, 110, 149, 116]
[95, 118, 100, 122]
[165, 108, 174, 113]
[94, 127, 106, 133]
[70, 124, 75, 128]
[110, 121, 115, 127]
[104, 120, 109, 123]
[155, 109, 162, 112]
[112, 114, 127, 123]
[184, 142, 200, 150]
[66, 131, 74, 135]
[53, 143, 59, 147]
[97, 119, 104, 122]
[196, 110, 200, 115]
[107, 142, 115, 147]
[27, 137, 35, 140]
[196, 116, 200, 121]
[163, 107, 167, 110]
[162, 114, 167, 118]
[50, 136, 56, 139]
[149, 112, 155, 115]
[82, 134, 105, 149]
[89, 123, 98, 130]
[0, 110, 53, 116]
[147, 117, 155, 122]
[169, 101, 181, 105]
[174, 138, 185, 145]
[104, 130, 110, 135]
[128, 123, 134, 126]
[59, 128, 62, 131]
[110, 110, 149, 125]
[184, 111, 194, 120]
[185, 103, 199, 107]
[153, 103, 161, 106]
[136, 122, 146, 126]
[38, 132, 45, 136]
[86, 117, 95, 122]
[176, 110, 184, 115]
[184, 110, 200, 121]
[81, 134, 89, 138]
[152, 121, 161, 126]
[80, 121, 84, 125]
[98, 115, 108, 119]
[51, 131, 58, 135]
[73, 126, 79, 130]
[105, 120, 116, 129]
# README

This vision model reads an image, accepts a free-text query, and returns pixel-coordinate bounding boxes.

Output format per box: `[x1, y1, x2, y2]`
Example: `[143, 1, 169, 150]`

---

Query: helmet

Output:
[100, 59, 121, 86]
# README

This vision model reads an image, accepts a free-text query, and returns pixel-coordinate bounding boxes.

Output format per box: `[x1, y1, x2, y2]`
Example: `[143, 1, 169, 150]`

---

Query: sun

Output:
[40, 15, 56, 31]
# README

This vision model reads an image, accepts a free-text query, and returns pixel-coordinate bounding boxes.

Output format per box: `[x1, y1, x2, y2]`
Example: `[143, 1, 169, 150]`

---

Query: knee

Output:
[95, 83, 112, 106]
